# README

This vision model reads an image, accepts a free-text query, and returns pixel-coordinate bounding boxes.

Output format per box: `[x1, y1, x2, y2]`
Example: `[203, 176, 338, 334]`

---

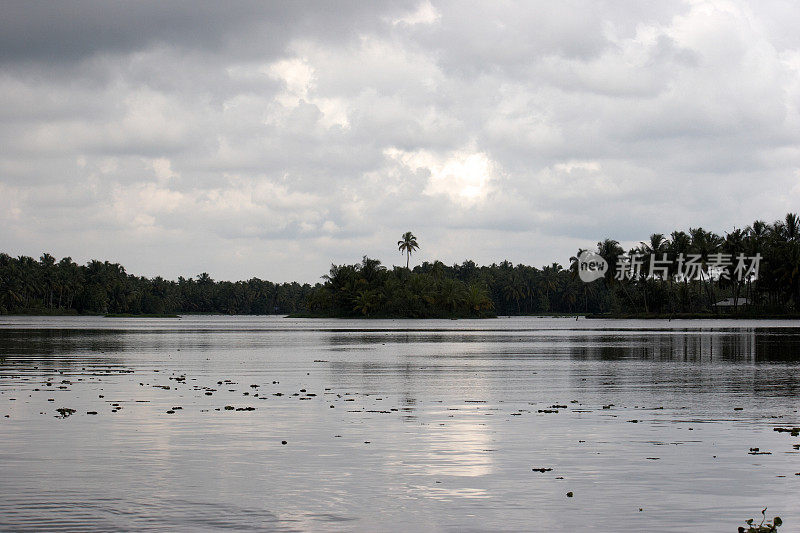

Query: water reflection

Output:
[2, 317, 800, 532]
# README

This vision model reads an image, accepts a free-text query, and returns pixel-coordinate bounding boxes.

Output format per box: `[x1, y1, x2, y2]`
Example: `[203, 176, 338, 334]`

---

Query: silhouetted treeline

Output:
[0, 254, 311, 315]
[304, 257, 496, 318]
[560, 213, 800, 316]
[3, 213, 800, 317]
[307, 213, 800, 317]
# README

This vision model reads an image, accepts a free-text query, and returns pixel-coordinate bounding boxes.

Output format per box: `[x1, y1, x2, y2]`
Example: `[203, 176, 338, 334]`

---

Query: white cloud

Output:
[392, 1, 441, 26]
[267, 56, 350, 129]
[385, 147, 498, 205]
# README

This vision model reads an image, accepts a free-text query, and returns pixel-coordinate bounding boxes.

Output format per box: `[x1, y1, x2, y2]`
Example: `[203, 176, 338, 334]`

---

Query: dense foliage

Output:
[308, 213, 800, 317]
[3, 213, 800, 317]
[305, 257, 496, 318]
[0, 254, 311, 315]
[568, 213, 800, 316]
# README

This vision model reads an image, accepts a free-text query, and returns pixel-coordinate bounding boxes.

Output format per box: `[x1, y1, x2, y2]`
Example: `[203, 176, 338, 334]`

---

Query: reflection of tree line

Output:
[0, 329, 125, 356]
[562, 330, 800, 362]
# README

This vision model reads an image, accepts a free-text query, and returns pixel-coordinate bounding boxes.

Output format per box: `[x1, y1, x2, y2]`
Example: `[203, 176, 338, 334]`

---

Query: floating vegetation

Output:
[55, 407, 76, 418]
[739, 508, 782, 532]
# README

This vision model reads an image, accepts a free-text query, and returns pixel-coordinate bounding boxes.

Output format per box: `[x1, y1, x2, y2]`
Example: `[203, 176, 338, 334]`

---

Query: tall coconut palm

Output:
[397, 232, 419, 269]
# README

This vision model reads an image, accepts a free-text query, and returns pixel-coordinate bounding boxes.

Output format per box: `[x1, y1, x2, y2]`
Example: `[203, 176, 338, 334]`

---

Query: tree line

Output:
[0, 254, 312, 315]
[306, 213, 800, 317]
[566, 213, 800, 316]
[2, 213, 800, 317]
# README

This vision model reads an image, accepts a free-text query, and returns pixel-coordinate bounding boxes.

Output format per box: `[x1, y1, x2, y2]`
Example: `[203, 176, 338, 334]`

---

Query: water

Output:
[1, 316, 799, 532]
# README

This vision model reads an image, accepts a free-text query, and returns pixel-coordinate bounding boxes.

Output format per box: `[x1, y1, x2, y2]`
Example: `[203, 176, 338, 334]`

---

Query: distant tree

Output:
[397, 231, 419, 269]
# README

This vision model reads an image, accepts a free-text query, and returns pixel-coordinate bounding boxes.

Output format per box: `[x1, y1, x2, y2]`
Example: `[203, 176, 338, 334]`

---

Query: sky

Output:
[1, 0, 800, 283]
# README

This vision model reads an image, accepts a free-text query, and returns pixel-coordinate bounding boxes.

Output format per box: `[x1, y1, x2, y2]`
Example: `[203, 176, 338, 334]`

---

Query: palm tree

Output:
[397, 232, 419, 269]
[352, 289, 380, 316]
[689, 227, 722, 310]
[465, 283, 493, 315]
[637, 233, 670, 314]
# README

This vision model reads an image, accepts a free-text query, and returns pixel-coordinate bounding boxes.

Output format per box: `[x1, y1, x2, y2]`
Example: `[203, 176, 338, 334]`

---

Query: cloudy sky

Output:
[2, 1, 799, 283]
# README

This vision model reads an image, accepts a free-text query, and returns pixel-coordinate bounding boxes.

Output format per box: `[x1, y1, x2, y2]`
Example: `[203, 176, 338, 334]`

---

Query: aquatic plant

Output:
[739, 508, 782, 533]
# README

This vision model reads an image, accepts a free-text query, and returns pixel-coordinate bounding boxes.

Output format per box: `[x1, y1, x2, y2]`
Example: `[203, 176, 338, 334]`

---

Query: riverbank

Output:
[586, 312, 800, 320]
[287, 311, 497, 319]
[104, 313, 181, 318]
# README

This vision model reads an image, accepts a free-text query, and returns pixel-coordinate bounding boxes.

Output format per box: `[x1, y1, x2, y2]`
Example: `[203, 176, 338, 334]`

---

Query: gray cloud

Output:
[1, 1, 799, 282]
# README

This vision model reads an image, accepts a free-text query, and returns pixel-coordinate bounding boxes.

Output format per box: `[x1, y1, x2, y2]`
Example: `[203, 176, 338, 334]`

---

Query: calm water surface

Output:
[1, 316, 799, 532]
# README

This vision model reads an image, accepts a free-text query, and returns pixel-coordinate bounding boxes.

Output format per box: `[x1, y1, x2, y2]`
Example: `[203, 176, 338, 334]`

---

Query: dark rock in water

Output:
[281, 440, 287, 445]
[87, 411, 98, 415]
[532, 468, 553, 472]
[224, 405, 234, 410]
[56, 407, 76, 418]
[627, 419, 639, 423]
[734, 407, 743, 411]
[205, 392, 213, 396]
[166, 410, 175, 414]
[750, 447, 759, 452]
[566, 492, 573, 498]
